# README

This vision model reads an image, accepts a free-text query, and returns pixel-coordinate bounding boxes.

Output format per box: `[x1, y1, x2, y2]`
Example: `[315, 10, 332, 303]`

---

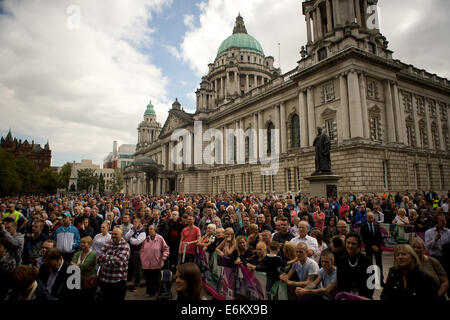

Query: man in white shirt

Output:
[290, 221, 318, 258]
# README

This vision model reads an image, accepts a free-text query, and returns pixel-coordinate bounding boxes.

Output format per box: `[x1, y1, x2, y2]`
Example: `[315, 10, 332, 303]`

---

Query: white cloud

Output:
[164, 44, 183, 60]
[0, 0, 173, 166]
[178, 0, 450, 79]
[184, 14, 195, 30]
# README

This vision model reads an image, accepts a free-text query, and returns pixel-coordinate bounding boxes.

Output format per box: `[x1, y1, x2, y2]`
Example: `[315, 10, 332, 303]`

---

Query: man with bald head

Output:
[337, 220, 349, 242]
[290, 221, 318, 258]
[360, 211, 384, 284]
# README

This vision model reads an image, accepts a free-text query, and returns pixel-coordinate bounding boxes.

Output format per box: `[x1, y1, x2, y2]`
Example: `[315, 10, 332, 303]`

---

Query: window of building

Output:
[366, 80, 379, 100]
[241, 55, 243, 61]
[402, 91, 413, 113]
[443, 125, 449, 151]
[291, 114, 300, 148]
[323, 83, 334, 102]
[419, 120, 428, 148]
[405, 117, 416, 147]
[440, 102, 448, 120]
[368, 42, 376, 54]
[248, 56, 250, 62]
[296, 167, 301, 192]
[427, 165, 432, 190]
[413, 164, 418, 190]
[326, 119, 336, 141]
[318, 47, 327, 61]
[429, 100, 437, 117]
[369, 110, 381, 141]
[267, 122, 275, 156]
[416, 96, 425, 115]
[383, 160, 390, 190]
[286, 168, 293, 192]
[431, 123, 440, 150]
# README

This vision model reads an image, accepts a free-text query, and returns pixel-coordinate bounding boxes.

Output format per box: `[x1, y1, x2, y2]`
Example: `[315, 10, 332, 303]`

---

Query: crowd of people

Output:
[0, 189, 449, 301]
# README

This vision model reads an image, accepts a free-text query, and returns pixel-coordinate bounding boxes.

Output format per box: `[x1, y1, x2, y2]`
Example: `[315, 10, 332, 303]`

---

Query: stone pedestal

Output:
[305, 174, 342, 198]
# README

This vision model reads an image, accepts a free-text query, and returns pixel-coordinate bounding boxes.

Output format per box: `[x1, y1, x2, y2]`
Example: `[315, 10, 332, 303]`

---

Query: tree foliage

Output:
[0, 149, 59, 196]
[77, 168, 98, 193]
[98, 173, 105, 194]
[112, 168, 124, 193]
[58, 162, 73, 189]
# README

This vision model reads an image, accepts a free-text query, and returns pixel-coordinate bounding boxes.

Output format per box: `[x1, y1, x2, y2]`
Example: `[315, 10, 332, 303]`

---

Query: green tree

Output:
[112, 168, 124, 193]
[38, 168, 59, 194]
[58, 162, 73, 189]
[16, 155, 39, 194]
[77, 169, 98, 193]
[0, 150, 21, 196]
[98, 173, 105, 194]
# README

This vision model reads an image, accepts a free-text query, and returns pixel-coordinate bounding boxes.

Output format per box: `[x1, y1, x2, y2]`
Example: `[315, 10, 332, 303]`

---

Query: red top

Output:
[179, 225, 201, 254]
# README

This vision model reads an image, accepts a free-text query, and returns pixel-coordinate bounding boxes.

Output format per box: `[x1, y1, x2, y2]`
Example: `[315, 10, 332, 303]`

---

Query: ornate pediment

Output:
[159, 111, 193, 137]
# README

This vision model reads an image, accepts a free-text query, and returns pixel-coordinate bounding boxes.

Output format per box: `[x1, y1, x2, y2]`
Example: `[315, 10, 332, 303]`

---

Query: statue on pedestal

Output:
[312, 127, 332, 175]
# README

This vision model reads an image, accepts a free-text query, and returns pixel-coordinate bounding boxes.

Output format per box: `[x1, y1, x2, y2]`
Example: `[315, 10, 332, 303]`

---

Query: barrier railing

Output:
[197, 224, 426, 300]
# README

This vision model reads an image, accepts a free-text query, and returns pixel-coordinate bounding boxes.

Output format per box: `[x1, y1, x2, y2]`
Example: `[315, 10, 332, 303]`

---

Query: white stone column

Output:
[313, 10, 318, 41]
[412, 94, 421, 147]
[246, 74, 249, 92]
[359, 72, 369, 139]
[349, 0, 356, 23]
[316, 8, 323, 39]
[424, 99, 434, 149]
[169, 141, 174, 170]
[326, 0, 333, 33]
[384, 80, 397, 144]
[339, 73, 350, 140]
[355, 0, 362, 25]
[214, 79, 218, 99]
[220, 77, 224, 99]
[307, 87, 316, 147]
[226, 72, 230, 98]
[161, 143, 166, 169]
[306, 11, 312, 43]
[274, 105, 281, 155]
[280, 102, 287, 153]
[333, 0, 341, 26]
[436, 106, 445, 151]
[253, 113, 258, 161]
[298, 89, 308, 148]
[258, 111, 264, 158]
[347, 70, 364, 138]
[362, 0, 368, 28]
[393, 82, 405, 144]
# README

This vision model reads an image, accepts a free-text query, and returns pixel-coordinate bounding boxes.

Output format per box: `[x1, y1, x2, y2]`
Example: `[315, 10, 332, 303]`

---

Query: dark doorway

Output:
[169, 178, 176, 192]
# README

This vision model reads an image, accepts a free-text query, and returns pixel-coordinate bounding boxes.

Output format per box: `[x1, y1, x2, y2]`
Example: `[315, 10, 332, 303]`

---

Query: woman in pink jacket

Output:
[339, 199, 350, 219]
[140, 225, 170, 296]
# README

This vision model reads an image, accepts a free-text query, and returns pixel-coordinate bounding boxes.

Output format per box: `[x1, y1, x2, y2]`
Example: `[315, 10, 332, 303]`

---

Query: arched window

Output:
[291, 114, 300, 148]
[267, 122, 275, 156]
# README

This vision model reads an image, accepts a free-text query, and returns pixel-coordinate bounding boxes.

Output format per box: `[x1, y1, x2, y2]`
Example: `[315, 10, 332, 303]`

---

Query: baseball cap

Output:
[63, 212, 72, 217]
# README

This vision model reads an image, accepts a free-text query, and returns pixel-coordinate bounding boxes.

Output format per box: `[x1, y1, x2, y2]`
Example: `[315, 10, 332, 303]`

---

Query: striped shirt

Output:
[97, 238, 130, 283]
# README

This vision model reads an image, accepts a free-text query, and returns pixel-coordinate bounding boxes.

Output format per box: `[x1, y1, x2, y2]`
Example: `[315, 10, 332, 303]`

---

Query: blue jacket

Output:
[53, 224, 80, 253]
[355, 210, 367, 224]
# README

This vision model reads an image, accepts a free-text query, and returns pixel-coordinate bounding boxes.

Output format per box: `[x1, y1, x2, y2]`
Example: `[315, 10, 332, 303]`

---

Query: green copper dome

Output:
[133, 156, 157, 166]
[216, 14, 264, 59]
[216, 33, 264, 58]
[144, 100, 155, 116]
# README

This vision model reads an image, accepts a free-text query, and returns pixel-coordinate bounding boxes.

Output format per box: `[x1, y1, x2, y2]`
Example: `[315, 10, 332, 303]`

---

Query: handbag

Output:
[82, 275, 99, 291]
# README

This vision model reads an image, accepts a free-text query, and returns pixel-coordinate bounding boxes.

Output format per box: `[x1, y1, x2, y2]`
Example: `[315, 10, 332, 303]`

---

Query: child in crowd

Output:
[248, 241, 286, 294]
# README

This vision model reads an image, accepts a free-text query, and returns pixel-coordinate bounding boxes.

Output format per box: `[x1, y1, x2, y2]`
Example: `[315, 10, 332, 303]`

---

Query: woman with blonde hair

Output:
[92, 222, 111, 256]
[216, 227, 236, 257]
[381, 244, 438, 300]
[72, 236, 97, 299]
[392, 208, 410, 226]
[410, 237, 448, 298]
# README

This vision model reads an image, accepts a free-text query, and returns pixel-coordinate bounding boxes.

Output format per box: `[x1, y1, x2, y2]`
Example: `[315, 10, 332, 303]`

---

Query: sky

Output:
[0, 0, 449, 167]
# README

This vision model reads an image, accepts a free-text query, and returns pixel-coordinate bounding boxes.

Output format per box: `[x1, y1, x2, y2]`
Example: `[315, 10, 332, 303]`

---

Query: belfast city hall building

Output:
[124, 0, 450, 197]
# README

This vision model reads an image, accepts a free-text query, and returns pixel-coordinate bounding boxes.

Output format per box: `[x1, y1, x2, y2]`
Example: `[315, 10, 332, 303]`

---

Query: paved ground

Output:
[125, 251, 395, 300]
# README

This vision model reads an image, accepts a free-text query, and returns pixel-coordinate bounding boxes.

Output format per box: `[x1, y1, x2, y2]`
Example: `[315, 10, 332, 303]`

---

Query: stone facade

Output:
[125, 0, 450, 197]
[0, 130, 51, 171]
